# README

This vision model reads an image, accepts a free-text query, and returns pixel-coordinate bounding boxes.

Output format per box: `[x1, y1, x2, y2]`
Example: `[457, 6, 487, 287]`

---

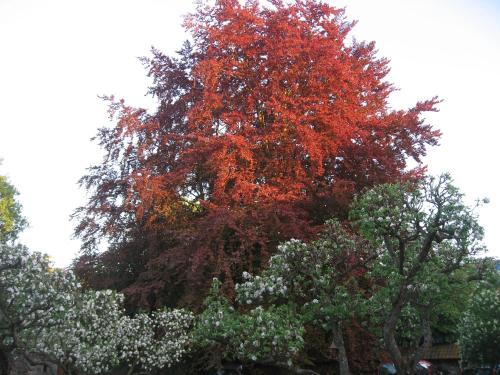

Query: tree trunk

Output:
[383, 291, 408, 374]
[384, 300, 433, 375]
[331, 320, 350, 375]
[405, 311, 433, 375]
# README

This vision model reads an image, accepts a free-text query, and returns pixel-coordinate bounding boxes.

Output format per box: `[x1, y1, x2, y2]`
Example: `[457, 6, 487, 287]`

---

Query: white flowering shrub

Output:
[0, 244, 79, 359]
[234, 222, 370, 375]
[235, 224, 369, 327]
[236, 240, 303, 305]
[238, 223, 370, 326]
[194, 279, 304, 369]
[195, 220, 368, 375]
[459, 287, 500, 367]
[1, 243, 194, 374]
[119, 308, 193, 373]
[37, 290, 193, 375]
[34, 289, 124, 374]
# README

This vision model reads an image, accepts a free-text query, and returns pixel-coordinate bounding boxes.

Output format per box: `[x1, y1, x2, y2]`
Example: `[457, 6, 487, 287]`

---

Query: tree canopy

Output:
[458, 262, 500, 369]
[234, 220, 375, 375]
[74, 0, 440, 307]
[0, 174, 26, 244]
[194, 175, 485, 375]
[350, 174, 485, 375]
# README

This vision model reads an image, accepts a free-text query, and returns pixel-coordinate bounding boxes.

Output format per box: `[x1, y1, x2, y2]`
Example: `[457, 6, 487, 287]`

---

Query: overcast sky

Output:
[0, 0, 499, 267]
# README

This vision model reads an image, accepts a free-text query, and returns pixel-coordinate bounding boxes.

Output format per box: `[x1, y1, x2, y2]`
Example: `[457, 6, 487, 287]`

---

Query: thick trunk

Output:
[405, 312, 433, 375]
[384, 289, 408, 374]
[331, 320, 350, 375]
[384, 303, 433, 375]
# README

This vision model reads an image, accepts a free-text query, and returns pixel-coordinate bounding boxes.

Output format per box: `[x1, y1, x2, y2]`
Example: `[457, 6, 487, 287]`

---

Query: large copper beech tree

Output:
[74, 0, 440, 308]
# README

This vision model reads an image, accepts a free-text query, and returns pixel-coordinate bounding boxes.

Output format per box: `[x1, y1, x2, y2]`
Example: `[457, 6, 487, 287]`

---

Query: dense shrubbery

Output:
[2, 175, 495, 375]
[0, 243, 193, 375]
[194, 279, 305, 370]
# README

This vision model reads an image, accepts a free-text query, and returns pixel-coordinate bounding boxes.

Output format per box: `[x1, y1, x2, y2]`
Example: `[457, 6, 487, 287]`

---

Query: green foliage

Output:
[459, 270, 500, 367]
[349, 174, 486, 372]
[236, 220, 371, 328]
[431, 264, 477, 343]
[0, 175, 27, 243]
[193, 279, 305, 369]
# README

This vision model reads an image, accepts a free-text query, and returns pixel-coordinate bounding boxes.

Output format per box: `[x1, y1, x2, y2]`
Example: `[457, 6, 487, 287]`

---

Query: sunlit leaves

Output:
[74, 0, 440, 306]
[0, 175, 27, 244]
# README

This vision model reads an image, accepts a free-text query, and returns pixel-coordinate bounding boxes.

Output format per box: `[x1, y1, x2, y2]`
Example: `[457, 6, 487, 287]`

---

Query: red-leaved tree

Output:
[73, 0, 439, 309]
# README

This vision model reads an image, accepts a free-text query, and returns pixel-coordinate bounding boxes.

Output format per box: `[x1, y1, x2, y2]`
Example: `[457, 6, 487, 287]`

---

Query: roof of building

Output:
[422, 344, 460, 360]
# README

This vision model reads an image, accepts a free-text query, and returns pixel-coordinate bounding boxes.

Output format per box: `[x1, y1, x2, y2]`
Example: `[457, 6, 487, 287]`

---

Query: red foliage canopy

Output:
[74, 0, 440, 308]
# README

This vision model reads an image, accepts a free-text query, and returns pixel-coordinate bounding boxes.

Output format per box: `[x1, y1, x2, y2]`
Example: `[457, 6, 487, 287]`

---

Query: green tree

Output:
[458, 262, 500, 368]
[429, 260, 492, 345]
[192, 221, 375, 375]
[193, 279, 306, 374]
[235, 221, 374, 375]
[349, 174, 485, 375]
[0, 174, 26, 243]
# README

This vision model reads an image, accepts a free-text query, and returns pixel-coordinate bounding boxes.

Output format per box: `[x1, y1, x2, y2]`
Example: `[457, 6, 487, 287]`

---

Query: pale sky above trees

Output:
[0, 0, 498, 266]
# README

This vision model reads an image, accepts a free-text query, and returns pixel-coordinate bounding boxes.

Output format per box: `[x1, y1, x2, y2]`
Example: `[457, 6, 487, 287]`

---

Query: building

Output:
[422, 343, 461, 375]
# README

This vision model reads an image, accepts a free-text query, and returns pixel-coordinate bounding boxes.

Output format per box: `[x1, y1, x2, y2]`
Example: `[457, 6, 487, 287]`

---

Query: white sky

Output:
[0, 0, 498, 267]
